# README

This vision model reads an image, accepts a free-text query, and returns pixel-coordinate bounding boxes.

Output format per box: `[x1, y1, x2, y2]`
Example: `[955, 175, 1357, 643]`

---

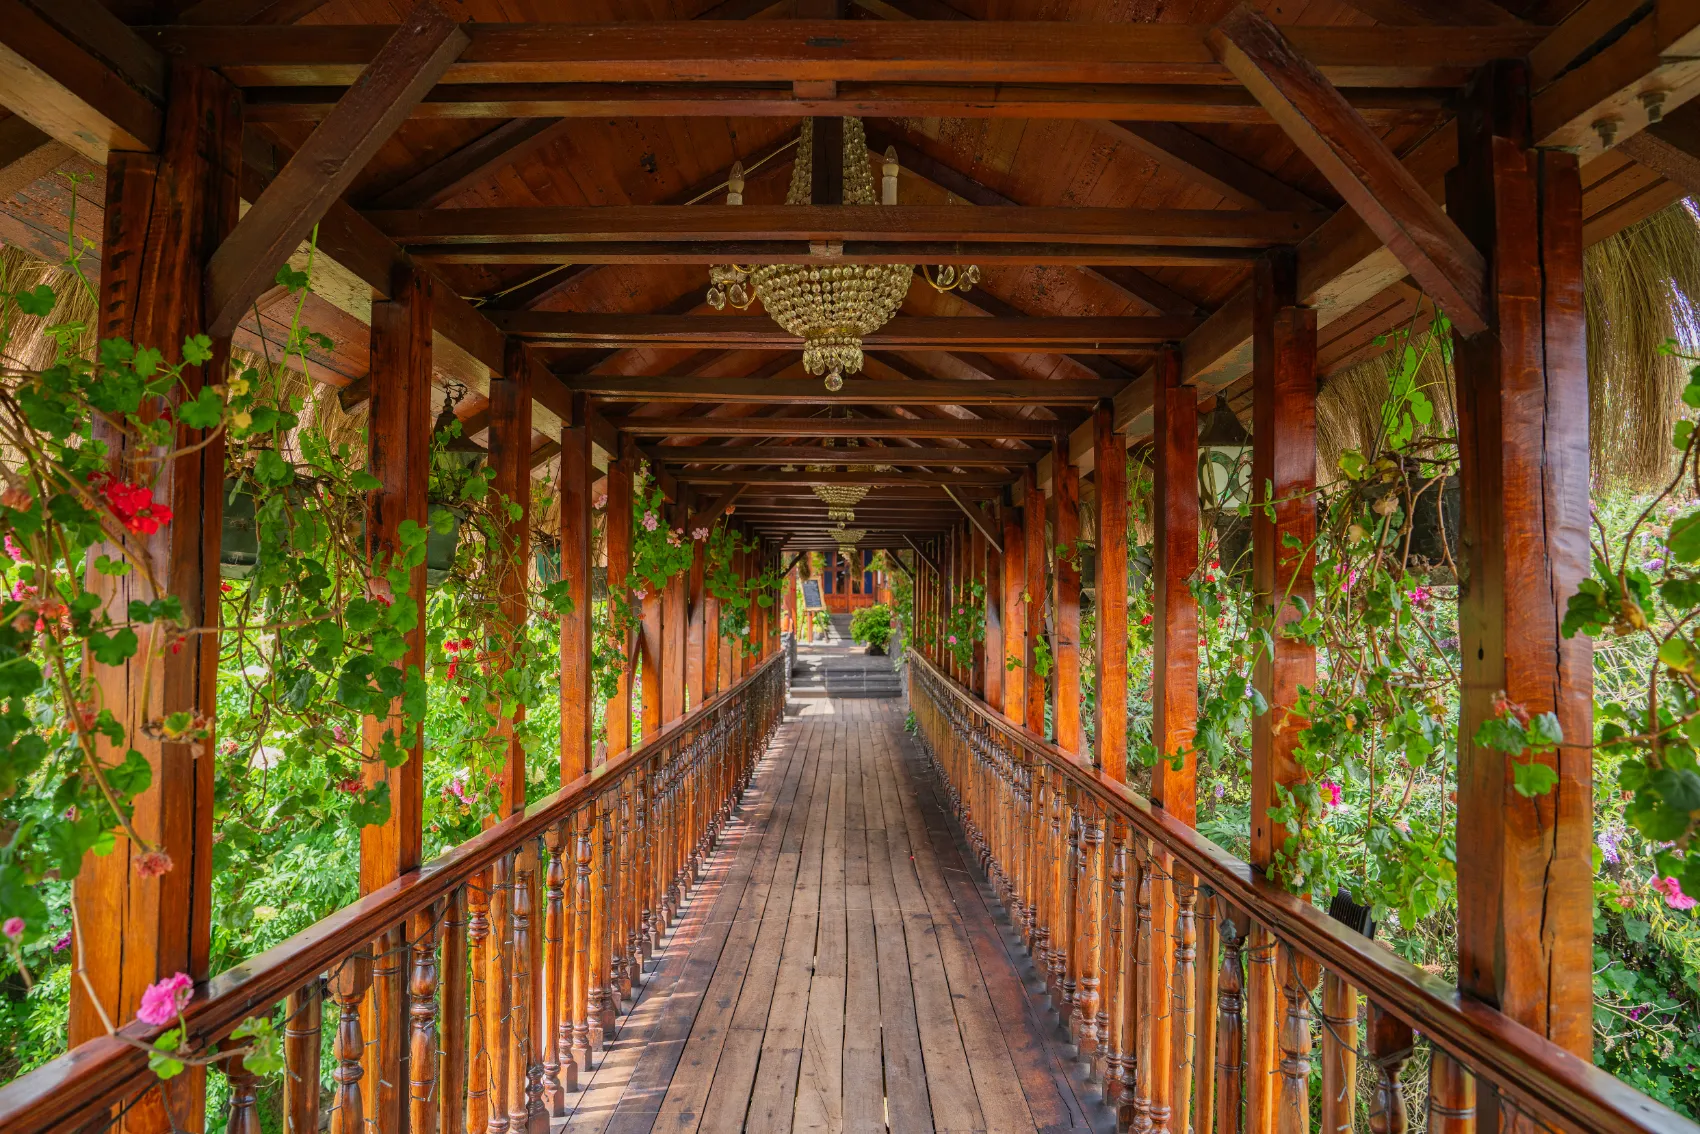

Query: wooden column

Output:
[662, 507, 687, 723]
[1093, 402, 1130, 781]
[984, 511, 1004, 712]
[69, 66, 241, 1134]
[704, 556, 721, 700]
[1053, 453, 1083, 756]
[970, 522, 987, 695]
[1248, 250, 1316, 1134]
[490, 338, 533, 816]
[604, 442, 634, 759]
[1448, 59, 1593, 1060]
[640, 547, 663, 737]
[559, 392, 593, 783]
[1152, 347, 1200, 1134]
[687, 534, 706, 711]
[1002, 497, 1027, 728]
[1023, 470, 1049, 734]
[1152, 348, 1199, 822]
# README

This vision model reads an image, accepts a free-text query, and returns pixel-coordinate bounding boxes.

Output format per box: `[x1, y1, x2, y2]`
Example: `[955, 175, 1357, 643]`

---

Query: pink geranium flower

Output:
[1654, 875, 1697, 911]
[2, 917, 23, 941]
[134, 850, 174, 878]
[1320, 781, 1343, 808]
[136, 971, 193, 1026]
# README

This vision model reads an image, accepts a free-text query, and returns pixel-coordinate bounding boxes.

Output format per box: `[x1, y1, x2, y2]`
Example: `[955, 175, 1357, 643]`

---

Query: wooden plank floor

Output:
[562, 693, 1116, 1134]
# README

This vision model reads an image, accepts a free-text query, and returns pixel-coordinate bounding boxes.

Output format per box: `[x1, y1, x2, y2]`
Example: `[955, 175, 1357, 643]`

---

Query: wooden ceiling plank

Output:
[562, 376, 1125, 405]
[370, 117, 572, 209]
[0, 115, 68, 198]
[415, 240, 1256, 267]
[1334, 0, 1525, 27]
[368, 204, 1324, 247]
[205, 3, 469, 338]
[674, 468, 1015, 486]
[1207, 5, 1488, 336]
[175, 0, 338, 23]
[611, 416, 1059, 440]
[139, 22, 1550, 89]
[1617, 99, 1700, 198]
[1100, 120, 1325, 213]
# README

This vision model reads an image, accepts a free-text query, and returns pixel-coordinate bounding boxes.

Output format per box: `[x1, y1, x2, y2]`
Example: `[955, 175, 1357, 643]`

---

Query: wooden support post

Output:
[69, 64, 241, 1134]
[560, 391, 593, 783]
[490, 337, 533, 816]
[1152, 348, 1199, 822]
[970, 521, 986, 696]
[663, 507, 687, 723]
[1094, 401, 1129, 781]
[1248, 248, 1316, 1134]
[640, 559, 663, 738]
[704, 559, 721, 700]
[984, 508, 1004, 712]
[1002, 496, 1027, 727]
[1023, 470, 1048, 734]
[687, 534, 706, 711]
[1053, 451, 1082, 755]
[604, 441, 634, 759]
[1448, 58, 1594, 1062]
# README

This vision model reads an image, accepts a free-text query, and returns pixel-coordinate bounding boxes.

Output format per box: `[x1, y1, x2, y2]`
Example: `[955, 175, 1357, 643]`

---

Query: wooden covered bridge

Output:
[0, 0, 1692, 1131]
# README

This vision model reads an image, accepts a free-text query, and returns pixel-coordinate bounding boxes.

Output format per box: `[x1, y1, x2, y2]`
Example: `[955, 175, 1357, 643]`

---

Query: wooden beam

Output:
[603, 441, 634, 758]
[942, 485, 1003, 552]
[143, 22, 1546, 88]
[1334, 0, 1524, 26]
[1100, 120, 1325, 213]
[0, 0, 161, 159]
[902, 533, 942, 576]
[1151, 349, 1198, 817]
[1618, 98, 1700, 198]
[370, 117, 570, 208]
[206, 3, 468, 337]
[558, 388, 594, 783]
[506, 314, 1198, 351]
[1021, 469, 1047, 731]
[0, 114, 67, 198]
[686, 484, 747, 530]
[569, 376, 1128, 405]
[1208, 5, 1488, 336]
[1000, 498, 1026, 727]
[243, 81, 1449, 126]
[1450, 58, 1594, 1063]
[176, 0, 338, 22]
[611, 416, 1061, 440]
[672, 468, 1015, 487]
[1051, 452, 1082, 756]
[653, 445, 1044, 466]
[371, 204, 1322, 250]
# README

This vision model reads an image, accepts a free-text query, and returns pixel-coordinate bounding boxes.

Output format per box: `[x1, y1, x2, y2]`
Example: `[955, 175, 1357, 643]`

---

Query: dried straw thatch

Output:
[1318, 199, 1700, 491]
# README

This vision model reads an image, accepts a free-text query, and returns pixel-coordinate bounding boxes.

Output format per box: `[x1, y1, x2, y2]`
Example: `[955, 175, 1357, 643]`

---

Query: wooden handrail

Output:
[906, 649, 1698, 1134]
[0, 651, 786, 1134]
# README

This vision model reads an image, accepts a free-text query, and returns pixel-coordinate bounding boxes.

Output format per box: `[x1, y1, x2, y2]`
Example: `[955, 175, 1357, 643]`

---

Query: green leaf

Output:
[1671, 510, 1700, 563]
[181, 335, 214, 366]
[88, 628, 139, 666]
[254, 448, 293, 488]
[1512, 759, 1559, 798]
[14, 284, 54, 317]
[351, 471, 382, 492]
[176, 386, 224, 430]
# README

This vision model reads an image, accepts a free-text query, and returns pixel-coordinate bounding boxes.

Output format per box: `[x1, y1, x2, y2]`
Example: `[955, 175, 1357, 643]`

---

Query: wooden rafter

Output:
[500, 315, 1195, 352]
[611, 416, 1060, 440]
[205, 2, 468, 337]
[1207, 5, 1488, 335]
[648, 445, 1046, 466]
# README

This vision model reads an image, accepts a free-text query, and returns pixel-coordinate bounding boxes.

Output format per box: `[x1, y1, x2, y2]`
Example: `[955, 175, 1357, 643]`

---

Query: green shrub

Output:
[850, 604, 893, 653]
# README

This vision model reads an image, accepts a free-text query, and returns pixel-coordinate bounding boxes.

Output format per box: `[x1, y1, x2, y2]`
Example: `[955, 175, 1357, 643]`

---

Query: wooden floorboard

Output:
[559, 684, 1114, 1133]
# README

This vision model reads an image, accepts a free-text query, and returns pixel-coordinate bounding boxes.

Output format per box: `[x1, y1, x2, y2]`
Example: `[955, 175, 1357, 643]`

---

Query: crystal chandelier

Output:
[706, 117, 980, 391]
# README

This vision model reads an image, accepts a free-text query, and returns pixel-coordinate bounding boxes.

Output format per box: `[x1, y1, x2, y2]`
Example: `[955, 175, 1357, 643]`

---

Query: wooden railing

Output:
[907, 652, 1697, 1134]
[0, 653, 786, 1134]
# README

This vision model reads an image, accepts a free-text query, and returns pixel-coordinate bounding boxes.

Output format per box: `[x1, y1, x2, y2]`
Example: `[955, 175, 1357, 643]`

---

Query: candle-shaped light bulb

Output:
[727, 160, 745, 206]
[882, 146, 899, 206]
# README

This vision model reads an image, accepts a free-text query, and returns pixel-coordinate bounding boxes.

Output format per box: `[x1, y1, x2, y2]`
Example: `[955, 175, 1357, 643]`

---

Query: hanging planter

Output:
[1362, 467, 1461, 581]
[424, 504, 464, 589]
[219, 478, 260, 580]
[1215, 513, 1252, 581]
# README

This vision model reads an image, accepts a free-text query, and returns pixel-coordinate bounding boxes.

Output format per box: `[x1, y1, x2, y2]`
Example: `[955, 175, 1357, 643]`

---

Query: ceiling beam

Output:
[1617, 100, 1700, 198]
[0, 115, 67, 198]
[369, 204, 1324, 251]
[0, 0, 160, 159]
[647, 445, 1046, 466]
[206, 3, 468, 337]
[242, 82, 1448, 126]
[369, 117, 570, 209]
[564, 376, 1129, 405]
[1207, 6, 1488, 336]
[502, 315, 1195, 352]
[674, 469, 1016, 486]
[610, 416, 1061, 440]
[141, 22, 1547, 89]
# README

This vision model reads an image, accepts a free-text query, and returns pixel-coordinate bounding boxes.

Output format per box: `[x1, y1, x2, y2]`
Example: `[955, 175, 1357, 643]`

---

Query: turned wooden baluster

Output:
[611, 782, 631, 1008]
[1062, 796, 1082, 1030]
[1131, 835, 1155, 1134]
[510, 849, 545, 1134]
[1171, 868, 1198, 1134]
[1367, 1002, 1414, 1134]
[410, 904, 443, 1134]
[1104, 821, 1129, 1106]
[368, 925, 406, 1134]
[225, 1051, 263, 1134]
[283, 981, 323, 1134]
[329, 951, 372, 1134]
[1427, 1050, 1477, 1134]
[586, 799, 609, 1052]
[599, 797, 619, 1040]
[1319, 966, 1358, 1134]
[572, 812, 594, 1074]
[1075, 812, 1104, 1059]
[1194, 886, 1219, 1134]
[1215, 903, 1248, 1134]
[487, 853, 513, 1134]
[543, 822, 574, 1107]
[1276, 942, 1319, 1134]
[467, 873, 492, 1134]
[442, 889, 470, 1134]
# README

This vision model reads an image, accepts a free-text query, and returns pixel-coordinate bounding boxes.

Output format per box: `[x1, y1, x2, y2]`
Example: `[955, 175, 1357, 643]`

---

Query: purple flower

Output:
[1597, 829, 1623, 865]
[1648, 559, 1666, 571]
[642, 512, 659, 532]
[52, 931, 70, 954]
[1439, 635, 1460, 651]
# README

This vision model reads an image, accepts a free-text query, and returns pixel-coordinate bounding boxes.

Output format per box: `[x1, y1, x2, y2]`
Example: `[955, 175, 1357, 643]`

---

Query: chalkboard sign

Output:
[801, 579, 824, 610]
